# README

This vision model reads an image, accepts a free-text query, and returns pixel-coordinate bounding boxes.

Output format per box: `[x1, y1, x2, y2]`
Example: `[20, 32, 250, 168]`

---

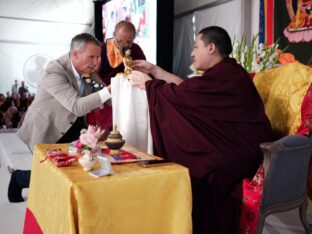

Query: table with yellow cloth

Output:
[24, 144, 192, 234]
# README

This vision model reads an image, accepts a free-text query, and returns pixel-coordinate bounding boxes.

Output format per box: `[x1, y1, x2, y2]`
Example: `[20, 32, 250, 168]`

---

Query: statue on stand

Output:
[123, 47, 133, 75]
[114, 46, 133, 77]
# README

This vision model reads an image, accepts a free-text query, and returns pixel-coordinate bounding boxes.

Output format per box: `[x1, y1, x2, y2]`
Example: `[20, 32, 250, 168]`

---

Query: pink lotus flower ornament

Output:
[79, 125, 105, 149]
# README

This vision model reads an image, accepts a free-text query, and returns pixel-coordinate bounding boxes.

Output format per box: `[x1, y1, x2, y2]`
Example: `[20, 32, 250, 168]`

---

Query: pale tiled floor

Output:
[0, 166, 28, 234]
[263, 210, 312, 234]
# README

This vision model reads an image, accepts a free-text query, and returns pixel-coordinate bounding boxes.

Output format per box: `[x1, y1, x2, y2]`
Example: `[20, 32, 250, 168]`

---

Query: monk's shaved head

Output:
[114, 20, 136, 35]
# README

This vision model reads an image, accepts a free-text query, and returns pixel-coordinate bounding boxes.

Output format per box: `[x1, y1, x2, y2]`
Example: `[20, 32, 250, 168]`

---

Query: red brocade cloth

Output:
[296, 83, 312, 201]
[239, 166, 265, 234]
[296, 83, 312, 136]
[102, 148, 139, 161]
[40, 148, 75, 167]
[239, 83, 312, 234]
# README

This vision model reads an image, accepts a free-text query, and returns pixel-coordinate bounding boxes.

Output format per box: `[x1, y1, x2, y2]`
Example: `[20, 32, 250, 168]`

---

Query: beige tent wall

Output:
[0, 0, 93, 94]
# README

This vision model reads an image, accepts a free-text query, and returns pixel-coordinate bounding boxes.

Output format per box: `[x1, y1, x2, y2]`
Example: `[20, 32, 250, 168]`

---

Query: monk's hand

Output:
[127, 70, 152, 90]
[132, 60, 156, 75]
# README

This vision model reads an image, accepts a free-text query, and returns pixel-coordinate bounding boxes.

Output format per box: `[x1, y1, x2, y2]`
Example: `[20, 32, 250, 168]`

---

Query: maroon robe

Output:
[146, 57, 273, 234]
[97, 42, 146, 85]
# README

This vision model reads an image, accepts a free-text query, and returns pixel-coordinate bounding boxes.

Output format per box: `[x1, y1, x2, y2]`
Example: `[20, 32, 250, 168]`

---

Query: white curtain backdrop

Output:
[194, 0, 243, 37]
[172, 14, 194, 78]
[173, 0, 260, 78]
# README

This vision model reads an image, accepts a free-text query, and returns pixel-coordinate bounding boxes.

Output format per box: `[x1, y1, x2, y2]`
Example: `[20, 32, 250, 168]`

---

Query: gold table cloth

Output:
[26, 144, 192, 234]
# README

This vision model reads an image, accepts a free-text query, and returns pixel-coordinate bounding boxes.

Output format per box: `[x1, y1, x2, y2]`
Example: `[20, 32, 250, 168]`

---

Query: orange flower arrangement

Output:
[278, 52, 298, 65]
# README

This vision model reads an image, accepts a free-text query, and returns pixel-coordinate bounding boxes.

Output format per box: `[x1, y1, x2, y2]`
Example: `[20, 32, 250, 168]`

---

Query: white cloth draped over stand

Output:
[111, 77, 153, 154]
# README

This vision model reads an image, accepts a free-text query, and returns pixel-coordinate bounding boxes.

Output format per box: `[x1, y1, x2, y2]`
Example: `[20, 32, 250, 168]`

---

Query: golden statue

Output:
[123, 48, 133, 75]
[114, 47, 133, 78]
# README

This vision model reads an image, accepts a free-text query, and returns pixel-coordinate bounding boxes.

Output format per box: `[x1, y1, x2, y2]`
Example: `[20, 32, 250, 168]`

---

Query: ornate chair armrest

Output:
[260, 135, 312, 210]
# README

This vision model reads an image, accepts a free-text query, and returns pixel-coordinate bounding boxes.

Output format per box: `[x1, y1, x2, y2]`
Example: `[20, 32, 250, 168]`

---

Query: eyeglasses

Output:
[114, 36, 133, 50]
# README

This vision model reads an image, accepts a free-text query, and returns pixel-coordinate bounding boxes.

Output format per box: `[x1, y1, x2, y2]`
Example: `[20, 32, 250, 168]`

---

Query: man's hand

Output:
[127, 70, 152, 90]
[132, 60, 156, 75]
[132, 60, 183, 85]
[106, 85, 111, 93]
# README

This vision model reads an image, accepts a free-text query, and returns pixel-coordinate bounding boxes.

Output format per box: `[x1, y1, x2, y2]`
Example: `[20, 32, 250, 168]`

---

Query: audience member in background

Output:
[3, 106, 19, 129]
[128, 26, 273, 234]
[9, 33, 111, 203]
[12, 96, 20, 110]
[11, 79, 19, 98]
[19, 94, 29, 112]
[18, 81, 29, 99]
[0, 111, 4, 128]
[0, 91, 33, 129]
[1, 96, 12, 113]
[87, 20, 146, 131]
[0, 93, 4, 109]
[28, 93, 35, 106]
[0, 92, 32, 129]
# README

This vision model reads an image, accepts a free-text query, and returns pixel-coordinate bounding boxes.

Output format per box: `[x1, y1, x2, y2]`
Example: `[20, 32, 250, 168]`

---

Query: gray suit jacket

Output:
[18, 53, 105, 151]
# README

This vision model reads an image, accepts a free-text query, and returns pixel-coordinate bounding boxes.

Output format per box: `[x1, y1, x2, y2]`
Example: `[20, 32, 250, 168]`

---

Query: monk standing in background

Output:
[87, 20, 146, 131]
[97, 20, 146, 85]
[128, 26, 273, 234]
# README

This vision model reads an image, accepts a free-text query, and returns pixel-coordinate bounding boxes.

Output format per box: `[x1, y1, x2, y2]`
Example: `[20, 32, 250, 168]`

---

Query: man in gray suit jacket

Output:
[9, 33, 110, 202]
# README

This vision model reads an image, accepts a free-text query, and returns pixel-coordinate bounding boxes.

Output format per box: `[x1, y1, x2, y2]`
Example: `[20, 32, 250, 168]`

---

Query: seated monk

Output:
[128, 26, 274, 234]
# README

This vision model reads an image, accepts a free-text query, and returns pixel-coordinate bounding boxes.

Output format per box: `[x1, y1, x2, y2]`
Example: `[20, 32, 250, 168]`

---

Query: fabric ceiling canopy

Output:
[0, 0, 93, 94]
